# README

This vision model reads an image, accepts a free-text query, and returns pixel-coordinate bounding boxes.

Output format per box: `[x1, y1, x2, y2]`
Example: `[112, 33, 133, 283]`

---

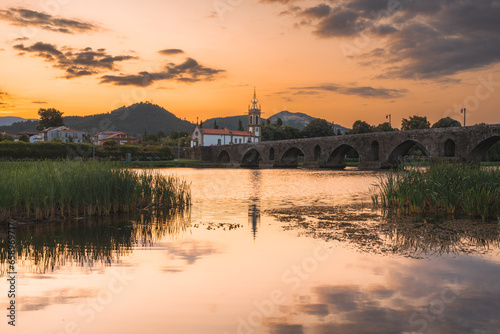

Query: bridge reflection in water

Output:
[191, 124, 500, 169]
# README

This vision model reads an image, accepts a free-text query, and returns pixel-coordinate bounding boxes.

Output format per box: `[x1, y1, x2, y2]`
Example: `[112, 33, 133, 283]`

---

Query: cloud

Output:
[300, 4, 331, 19]
[292, 83, 408, 98]
[13, 42, 137, 78]
[32, 101, 47, 104]
[263, 0, 500, 80]
[0, 7, 102, 34]
[100, 57, 225, 87]
[158, 49, 185, 56]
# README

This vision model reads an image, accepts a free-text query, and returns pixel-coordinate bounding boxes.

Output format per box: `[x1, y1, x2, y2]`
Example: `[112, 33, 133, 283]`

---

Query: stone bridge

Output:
[186, 125, 500, 169]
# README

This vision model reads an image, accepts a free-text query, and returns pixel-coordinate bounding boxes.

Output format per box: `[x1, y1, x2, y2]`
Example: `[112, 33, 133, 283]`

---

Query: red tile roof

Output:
[201, 128, 254, 136]
[59, 129, 84, 133]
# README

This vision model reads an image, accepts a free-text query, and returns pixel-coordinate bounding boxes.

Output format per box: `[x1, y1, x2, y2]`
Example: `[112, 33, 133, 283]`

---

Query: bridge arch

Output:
[313, 145, 321, 161]
[326, 144, 359, 169]
[241, 149, 262, 167]
[444, 139, 456, 157]
[217, 150, 231, 163]
[388, 140, 430, 166]
[279, 147, 305, 167]
[467, 136, 500, 162]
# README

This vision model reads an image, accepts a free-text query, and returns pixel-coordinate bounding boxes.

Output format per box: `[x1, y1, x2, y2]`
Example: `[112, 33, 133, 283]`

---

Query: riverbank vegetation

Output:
[374, 164, 500, 220]
[0, 141, 174, 161]
[0, 161, 191, 222]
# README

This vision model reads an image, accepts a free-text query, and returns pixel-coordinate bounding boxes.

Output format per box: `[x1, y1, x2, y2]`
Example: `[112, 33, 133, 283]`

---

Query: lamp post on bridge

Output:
[461, 108, 466, 127]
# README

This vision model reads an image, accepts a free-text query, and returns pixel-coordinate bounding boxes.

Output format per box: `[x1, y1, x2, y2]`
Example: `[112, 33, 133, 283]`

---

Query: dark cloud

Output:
[0, 7, 102, 34]
[292, 83, 408, 98]
[32, 101, 48, 104]
[300, 4, 331, 19]
[13, 42, 137, 78]
[100, 57, 225, 87]
[158, 49, 185, 55]
[264, 0, 500, 79]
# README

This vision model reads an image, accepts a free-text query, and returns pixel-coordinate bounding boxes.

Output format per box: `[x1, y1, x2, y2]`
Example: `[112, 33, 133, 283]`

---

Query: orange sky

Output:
[1, 0, 499, 128]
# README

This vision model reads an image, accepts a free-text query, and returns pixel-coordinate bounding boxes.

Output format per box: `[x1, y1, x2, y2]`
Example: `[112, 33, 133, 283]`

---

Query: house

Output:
[17, 131, 42, 143]
[42, 126, 85, 143]
[191, 89, 262, 147]
[94, 131, 137, 145]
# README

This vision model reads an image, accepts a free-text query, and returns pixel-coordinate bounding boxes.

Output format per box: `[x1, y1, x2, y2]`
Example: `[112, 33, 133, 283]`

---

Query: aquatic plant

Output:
[0, 161, 191, 222]
[375, 164, 500, 220]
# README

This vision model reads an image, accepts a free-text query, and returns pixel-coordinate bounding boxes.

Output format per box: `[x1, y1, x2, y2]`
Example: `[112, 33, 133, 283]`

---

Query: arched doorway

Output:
[444, 139, 456, 157]
[269, 147, 275, 161]
[313, 145, 321, 161]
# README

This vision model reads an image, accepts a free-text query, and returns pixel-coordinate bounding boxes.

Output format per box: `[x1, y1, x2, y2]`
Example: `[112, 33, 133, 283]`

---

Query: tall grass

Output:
[375, 164, 500, 220]
[0, 161, 191, 222]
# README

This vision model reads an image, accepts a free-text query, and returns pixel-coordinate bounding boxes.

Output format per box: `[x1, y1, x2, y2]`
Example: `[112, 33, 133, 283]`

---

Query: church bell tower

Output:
[248, 87, 261, 143]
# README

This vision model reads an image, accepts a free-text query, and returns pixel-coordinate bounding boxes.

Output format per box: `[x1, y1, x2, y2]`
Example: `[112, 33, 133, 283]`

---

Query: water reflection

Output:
[0, 210, 190, 276]
[266, 204, 500, 257]
[260, 257, 500, 334]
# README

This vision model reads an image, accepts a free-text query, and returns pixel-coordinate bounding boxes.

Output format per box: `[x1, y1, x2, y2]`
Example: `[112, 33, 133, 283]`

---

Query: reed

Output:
[375, 164, 500, 220]
[0, 161, 191, 222]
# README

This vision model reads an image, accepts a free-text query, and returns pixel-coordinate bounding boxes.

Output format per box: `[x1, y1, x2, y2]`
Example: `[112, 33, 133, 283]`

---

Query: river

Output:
[1, 168, 499, 334]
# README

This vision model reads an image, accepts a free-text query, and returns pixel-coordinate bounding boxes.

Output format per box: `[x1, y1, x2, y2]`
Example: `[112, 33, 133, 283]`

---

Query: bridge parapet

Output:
[185, 125, 500, 169]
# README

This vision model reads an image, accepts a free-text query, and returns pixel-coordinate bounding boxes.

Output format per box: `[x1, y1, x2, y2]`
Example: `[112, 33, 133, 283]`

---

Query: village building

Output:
[94, 131, 137, 145]
[191, 89, 262, 147]
[41, 126, 84, 143]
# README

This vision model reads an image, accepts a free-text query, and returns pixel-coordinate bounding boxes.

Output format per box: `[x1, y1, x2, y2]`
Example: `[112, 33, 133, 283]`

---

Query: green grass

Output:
[0, 161, 191, 222]
[117, 159, 224, 168]
[374, 163, 500, 220]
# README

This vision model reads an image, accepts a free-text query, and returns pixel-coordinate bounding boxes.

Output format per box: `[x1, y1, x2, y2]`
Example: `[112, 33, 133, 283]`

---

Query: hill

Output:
[1, 103, 194, 136]
[0, 116, 36, 126]
[0, 120, 38, 134]
[64, 102, 194, 137]
[204, 110, 350, 133]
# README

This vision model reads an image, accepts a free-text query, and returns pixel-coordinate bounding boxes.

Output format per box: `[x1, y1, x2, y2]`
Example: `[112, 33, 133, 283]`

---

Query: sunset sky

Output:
[1, 0, 499, 128]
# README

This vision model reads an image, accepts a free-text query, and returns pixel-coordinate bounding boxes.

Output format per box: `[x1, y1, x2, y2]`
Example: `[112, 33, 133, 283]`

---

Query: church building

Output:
[191, 89, 262, 147]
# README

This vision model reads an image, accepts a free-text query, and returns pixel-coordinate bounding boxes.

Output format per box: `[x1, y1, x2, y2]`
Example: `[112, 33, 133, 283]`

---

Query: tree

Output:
[238, 119, 244, 131]
[199, 120, 203, 128]
[432, 117, 462, 128]
[266, 119, 271, 125]
[374, 122, 396, 132]
[169, 131, 189, 140]
[302, 119, 335, 138]
[401, 115, 430, 130]
[19, 134, 30, 142]
[36, 108, 64, 131]
[142, 133, 160, 144]
[103, 140, 118, 149]
[157, 131, 166, 138]
[337, 129, 342, 136]
[276, 118, 283, 126]
[349, 120, 373, 134]
[213, 120, 219, 129]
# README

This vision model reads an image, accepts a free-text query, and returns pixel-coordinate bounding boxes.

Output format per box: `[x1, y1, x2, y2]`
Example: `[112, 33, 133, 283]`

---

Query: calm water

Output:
[1, 168, 500, 334]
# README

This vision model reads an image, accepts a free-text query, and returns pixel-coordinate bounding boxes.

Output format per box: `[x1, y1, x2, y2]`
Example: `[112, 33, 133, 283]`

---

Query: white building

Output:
[191, 127, 256, 147]
[191, 89, 262, 147]
[42, 126, 85, 143]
